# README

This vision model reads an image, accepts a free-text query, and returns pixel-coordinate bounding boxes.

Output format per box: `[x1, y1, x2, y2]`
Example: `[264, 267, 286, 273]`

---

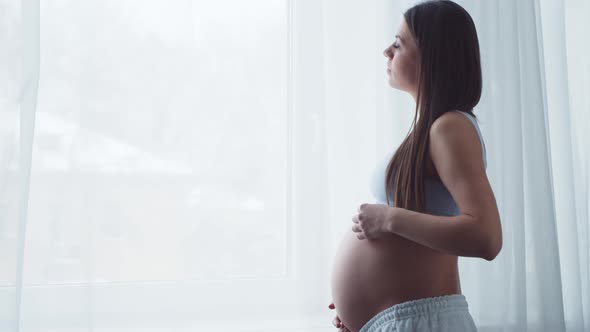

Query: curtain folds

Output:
[1, 0, 588, 331]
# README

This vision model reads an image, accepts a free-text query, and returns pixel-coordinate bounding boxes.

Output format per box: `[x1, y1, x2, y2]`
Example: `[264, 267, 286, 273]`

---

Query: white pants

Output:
[358, 294, 478, 332]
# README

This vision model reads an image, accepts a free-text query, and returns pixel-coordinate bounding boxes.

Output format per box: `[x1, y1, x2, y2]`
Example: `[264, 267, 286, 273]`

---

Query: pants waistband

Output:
[361, 294, 469, 330]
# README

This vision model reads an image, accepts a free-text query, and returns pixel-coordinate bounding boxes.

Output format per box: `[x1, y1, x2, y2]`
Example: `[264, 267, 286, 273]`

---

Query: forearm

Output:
[387, 207, 493, 260]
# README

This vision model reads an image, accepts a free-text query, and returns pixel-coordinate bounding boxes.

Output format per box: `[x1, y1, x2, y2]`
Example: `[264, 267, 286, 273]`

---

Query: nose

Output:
[383, 46, 393, 59]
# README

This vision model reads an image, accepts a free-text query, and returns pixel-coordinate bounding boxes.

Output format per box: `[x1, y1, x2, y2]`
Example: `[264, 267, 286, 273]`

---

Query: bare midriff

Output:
[330, 230, 461, 332]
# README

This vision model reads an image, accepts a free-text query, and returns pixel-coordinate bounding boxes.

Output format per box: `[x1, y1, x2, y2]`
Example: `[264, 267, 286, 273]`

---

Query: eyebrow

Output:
[395, 35, 404, 43]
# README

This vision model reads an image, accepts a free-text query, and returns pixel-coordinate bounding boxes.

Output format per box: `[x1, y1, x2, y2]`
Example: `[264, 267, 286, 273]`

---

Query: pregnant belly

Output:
[330, 230, 459, 332]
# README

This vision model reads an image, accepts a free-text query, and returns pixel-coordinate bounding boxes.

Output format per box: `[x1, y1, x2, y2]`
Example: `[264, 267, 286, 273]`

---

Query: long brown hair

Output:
[385, 0, 482, 212]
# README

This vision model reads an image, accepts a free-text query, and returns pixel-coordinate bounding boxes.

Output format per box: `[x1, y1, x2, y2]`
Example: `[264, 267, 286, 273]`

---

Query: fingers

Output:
[352, 214, 366, 240]
[332, 316, 340, 326]
[352, 224, 362, 233]
[333, 316, 346, 329]
[351, 222, 366, 238]
[328, 302, 346, 329]
[352, 214, 362, 234]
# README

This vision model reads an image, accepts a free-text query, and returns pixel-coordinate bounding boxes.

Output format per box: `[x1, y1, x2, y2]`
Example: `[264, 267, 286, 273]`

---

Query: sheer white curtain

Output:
[1, 0, 588, 331]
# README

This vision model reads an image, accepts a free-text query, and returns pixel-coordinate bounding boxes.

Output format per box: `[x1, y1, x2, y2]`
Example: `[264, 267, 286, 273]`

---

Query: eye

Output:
[392, 43, 400, 49]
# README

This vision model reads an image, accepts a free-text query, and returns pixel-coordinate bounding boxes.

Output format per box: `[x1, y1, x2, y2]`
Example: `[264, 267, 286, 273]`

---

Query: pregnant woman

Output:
[328, 1, 503, 332]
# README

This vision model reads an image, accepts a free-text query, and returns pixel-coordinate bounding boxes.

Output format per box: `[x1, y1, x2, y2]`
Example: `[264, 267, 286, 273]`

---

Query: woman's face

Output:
[383, 19, 419, 99]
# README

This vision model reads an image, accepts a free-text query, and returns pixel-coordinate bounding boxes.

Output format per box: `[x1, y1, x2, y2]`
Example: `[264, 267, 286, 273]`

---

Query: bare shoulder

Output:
[431, 111, 476, 136]
[429, 111, 481, 150]
[428, 110, 484, 178]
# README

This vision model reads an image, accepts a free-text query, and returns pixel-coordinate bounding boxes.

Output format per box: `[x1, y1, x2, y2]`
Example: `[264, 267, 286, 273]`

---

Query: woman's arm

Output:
[385, 112, 503, 260]
[386, 207, 500, 260]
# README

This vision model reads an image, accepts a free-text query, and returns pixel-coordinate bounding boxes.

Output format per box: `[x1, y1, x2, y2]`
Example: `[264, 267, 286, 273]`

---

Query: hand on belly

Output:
[329, 302, 351, 331]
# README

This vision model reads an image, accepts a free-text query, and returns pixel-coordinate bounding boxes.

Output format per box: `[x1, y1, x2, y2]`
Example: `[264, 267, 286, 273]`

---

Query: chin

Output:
[388, 78, 408, 92]
[388, 79, 401, 90]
